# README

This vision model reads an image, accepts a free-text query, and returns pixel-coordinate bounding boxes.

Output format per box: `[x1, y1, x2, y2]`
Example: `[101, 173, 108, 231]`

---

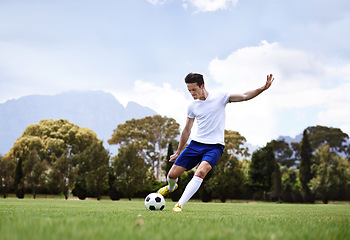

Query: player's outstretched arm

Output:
[229, 74, 274, 102]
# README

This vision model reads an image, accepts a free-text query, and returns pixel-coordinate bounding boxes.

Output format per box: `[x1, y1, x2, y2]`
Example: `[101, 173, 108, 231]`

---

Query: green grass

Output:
[1, 199, 349, 240]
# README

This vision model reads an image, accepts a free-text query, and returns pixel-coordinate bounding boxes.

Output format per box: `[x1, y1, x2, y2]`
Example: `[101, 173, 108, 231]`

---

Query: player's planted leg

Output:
[173, 175, 203, 211]
[173, 161, 211, 211]
[172, 203, 182, 212]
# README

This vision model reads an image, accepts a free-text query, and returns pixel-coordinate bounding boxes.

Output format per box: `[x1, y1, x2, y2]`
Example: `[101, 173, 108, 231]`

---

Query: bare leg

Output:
[194, 161, 212, 178]
[167, 164, 186, 191]
[167, 164, 187, 179]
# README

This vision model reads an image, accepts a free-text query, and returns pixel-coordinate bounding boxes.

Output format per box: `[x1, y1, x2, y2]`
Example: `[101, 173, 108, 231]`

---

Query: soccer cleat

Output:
[157, 184, 178, 197]
[173, 203, 182, 212]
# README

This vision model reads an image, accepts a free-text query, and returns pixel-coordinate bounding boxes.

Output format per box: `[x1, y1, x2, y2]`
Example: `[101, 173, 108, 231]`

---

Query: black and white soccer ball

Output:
[145, 193, 165, 211]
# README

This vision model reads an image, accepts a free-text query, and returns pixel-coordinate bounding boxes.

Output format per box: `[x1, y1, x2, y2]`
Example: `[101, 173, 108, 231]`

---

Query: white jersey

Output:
[187, 92, 230, 145]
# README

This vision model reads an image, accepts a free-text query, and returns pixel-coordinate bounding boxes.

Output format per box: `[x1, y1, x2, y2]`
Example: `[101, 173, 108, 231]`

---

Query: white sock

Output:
[178, 175, 203, 208]
[167, 176, 178, 191]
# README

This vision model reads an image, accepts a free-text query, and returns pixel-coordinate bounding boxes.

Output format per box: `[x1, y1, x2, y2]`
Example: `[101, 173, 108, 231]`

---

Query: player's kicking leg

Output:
[157, 177, 178, 196]
[157, 165, 186, 196]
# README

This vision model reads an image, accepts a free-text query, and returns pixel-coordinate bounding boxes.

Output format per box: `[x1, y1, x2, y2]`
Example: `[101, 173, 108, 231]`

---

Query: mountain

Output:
[244, 134, 303, 157]
[277, 134, 303, 144]
[0, 90, 158, 155]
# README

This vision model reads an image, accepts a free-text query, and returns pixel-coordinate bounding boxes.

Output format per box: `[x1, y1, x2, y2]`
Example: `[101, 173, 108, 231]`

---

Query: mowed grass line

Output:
[0, 199, 349, 240]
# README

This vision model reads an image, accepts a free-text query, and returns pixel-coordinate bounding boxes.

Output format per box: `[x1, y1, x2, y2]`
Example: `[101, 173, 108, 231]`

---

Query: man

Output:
[157, 72, 274, 212]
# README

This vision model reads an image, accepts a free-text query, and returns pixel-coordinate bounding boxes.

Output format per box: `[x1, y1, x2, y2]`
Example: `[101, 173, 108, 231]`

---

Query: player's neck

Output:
[199, 89, 208, 101]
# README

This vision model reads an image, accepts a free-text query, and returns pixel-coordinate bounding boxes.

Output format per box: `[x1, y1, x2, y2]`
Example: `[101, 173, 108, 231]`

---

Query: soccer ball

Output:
[145, 193, 165, 211]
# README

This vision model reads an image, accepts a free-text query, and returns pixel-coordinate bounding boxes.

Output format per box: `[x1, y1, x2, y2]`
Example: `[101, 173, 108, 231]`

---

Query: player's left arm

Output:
[229, 74, 274, 102]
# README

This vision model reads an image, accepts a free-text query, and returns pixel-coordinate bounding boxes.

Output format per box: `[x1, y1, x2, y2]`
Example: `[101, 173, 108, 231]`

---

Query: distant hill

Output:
[277, 134, 303, 144]
[244, 134, 303, 157]
[0, 90, 158, 155]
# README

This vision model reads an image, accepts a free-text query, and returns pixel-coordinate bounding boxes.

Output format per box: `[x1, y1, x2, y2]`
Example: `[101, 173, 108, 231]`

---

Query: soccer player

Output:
[157, 72, 274, 212]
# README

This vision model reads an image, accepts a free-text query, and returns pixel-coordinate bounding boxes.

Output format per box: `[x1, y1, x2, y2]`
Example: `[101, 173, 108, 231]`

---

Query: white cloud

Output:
[208, 41, 327, 119]
[111, 41, 350, 146]
[317, 82, 350, 134]
[183, 0, 238, 12]
[147, 0, 239, 12]
[147, 0, 170, 5]
[208, 41, 350, 145]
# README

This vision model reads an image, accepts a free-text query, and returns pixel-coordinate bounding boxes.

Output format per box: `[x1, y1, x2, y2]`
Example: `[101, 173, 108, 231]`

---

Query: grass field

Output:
[1, 198, 349, 240]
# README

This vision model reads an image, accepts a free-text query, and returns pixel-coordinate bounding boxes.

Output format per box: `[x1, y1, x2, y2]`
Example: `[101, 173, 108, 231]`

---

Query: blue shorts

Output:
[174, 141, 224, 170]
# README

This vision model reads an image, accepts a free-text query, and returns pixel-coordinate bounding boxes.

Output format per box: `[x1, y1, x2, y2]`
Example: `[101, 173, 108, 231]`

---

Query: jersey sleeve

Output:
[187, 103, 195, 119]
[223, 92, 231, 105]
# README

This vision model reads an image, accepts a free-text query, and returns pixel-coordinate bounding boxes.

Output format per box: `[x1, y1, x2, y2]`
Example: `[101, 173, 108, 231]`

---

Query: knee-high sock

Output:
[167, 176, 178, 191]
[178, 175, 203, 207]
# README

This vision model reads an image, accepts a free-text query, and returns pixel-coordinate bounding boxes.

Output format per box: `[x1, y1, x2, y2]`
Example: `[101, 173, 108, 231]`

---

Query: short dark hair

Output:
[184, 73, 204, 87]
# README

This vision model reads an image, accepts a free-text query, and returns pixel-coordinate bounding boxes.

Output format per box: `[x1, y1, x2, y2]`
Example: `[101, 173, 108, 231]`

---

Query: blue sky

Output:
[1, 0, 350, 146]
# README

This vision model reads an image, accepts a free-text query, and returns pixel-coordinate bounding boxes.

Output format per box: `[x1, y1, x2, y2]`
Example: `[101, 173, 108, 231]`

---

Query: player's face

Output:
[187, 83, 204, 100]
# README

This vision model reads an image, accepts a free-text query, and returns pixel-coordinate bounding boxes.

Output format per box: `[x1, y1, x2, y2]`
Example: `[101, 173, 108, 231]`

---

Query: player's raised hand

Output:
[263, 74, 274, 90]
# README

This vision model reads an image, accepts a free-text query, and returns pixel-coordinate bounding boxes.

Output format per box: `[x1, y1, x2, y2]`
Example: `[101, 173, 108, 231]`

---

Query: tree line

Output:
[0, 117, 349, 203]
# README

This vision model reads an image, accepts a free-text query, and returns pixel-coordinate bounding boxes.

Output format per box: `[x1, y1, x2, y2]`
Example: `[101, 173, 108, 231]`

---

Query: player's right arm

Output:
[169, 117, 194, 162]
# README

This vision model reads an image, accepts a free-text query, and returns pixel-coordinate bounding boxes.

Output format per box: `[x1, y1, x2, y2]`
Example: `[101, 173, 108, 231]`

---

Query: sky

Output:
[1, 0, 350, 146]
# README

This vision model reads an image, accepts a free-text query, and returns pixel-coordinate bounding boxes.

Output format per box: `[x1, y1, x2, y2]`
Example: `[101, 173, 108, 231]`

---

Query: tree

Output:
[224, 130, 249, 158]
[272, 163, 282, 202]
[267, 140, 292, 201]
[290, 126, 349, 169]
[108, 167, 122, 201]
[210, 151, 245, 202]
[108, 115, 180, 180]
[50, 148, 76, 199]
[249, 144, 275, 199]
[299, 129, 314, 203]
[306, 126, 349, 156]
[309, 145, 350, 203]
[12, 136, 48, 199]
[71, 138, 109, 200]
[6, 119, 108, 199]
[280, 166, 302, 203]
[14, 157, 24, 199]
[164, 142, 174, 175]
[73, 141, 109, 200]
[111, 143, 148, 200]
[0, 154, 16, 198]
[270, 140, 295, 167]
